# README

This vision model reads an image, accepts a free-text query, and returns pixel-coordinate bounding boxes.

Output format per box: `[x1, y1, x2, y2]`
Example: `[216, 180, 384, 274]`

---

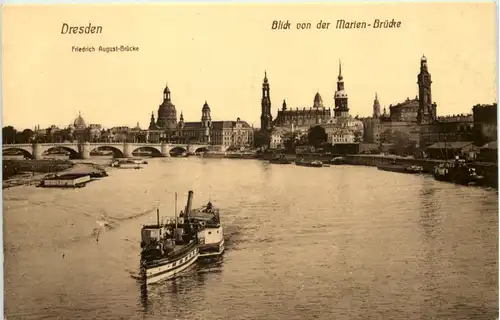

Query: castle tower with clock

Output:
[417, 55, 437, 124]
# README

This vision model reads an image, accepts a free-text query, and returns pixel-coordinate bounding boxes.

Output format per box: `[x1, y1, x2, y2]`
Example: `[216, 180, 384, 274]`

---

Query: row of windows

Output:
[169, 248, 196, 269]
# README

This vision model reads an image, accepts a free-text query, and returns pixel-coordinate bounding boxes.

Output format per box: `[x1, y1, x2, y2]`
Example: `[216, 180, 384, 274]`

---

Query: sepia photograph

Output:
[2, 2, 498, 319]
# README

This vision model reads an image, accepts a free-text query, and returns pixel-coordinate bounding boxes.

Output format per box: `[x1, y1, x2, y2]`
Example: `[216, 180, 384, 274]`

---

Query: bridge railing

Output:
[3, 143, 32, 148]
[3, 142, 210, 148]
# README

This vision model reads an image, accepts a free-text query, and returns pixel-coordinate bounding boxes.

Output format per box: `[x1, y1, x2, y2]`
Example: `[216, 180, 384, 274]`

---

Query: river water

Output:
[3, 157, 499, 320]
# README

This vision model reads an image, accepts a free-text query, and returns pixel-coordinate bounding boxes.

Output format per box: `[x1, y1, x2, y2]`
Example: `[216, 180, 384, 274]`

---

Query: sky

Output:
[2, 2, 497, 130]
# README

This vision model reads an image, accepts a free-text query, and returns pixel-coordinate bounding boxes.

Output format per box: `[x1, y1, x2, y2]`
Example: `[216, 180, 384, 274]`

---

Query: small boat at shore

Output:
[111, 159, 143, 169]
[433, 160, 484, 186]
[330, 157, 346, 165]
[139, 191, 199, 285]
[295, 159, 323, 167]
[377, 162, 424, 174]
[269, 154, 292, 164]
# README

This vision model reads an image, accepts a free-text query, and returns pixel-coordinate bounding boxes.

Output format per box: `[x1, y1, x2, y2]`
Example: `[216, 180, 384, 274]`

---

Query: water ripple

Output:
[3, 158, 498, 320]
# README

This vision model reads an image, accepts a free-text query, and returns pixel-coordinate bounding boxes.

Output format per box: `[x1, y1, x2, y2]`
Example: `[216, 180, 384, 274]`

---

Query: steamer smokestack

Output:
[185, 190, 194, 219]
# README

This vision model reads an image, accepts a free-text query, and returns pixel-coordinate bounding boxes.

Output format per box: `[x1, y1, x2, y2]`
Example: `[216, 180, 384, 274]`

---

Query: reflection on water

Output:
[3, 158, 498, 320]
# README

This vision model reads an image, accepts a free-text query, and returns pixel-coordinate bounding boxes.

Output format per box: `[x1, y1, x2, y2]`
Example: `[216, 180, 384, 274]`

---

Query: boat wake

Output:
[103, 206, 158, 222]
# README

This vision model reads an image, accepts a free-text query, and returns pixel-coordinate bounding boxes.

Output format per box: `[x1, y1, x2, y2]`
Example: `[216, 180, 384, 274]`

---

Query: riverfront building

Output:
[148, 85, 254, 149]
[33, 113, 103, 143]
[361, 56, 478, 150]
[262, 63, 363, 148]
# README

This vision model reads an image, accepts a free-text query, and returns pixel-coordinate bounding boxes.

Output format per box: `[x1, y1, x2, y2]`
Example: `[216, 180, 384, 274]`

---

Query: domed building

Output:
[263, 62, 366, 149]
[150, 84, 177, 131]
[146, 85, 254, 149]
[272, 91, 333, 130]
[66, 112, 88, 142]
[73, 112, 87, 130]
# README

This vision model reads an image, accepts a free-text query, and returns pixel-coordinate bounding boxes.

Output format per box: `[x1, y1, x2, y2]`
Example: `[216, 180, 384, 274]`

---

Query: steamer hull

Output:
[199, 238, 225, 258]
[142, 244, 199, 285]
[197, 226, 225, 258]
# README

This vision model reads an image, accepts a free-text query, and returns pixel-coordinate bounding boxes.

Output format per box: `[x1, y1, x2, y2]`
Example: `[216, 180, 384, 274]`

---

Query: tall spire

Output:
[373, 92, 381, 118]
[338, 59, 343, 80]
[260, 69, 272, 131]
[336, 59, 345, 92]
[149, 111, 156, 130]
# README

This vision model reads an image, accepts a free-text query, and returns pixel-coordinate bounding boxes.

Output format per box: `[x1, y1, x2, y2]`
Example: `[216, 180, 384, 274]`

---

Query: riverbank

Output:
[257, 153, 498, 189]
[2, 160, 109, 189]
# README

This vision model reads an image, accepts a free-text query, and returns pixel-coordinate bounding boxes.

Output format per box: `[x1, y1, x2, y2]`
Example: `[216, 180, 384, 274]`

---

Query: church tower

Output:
[373, 93, 381, 118]
[260, 71, 273, 131]
[156, 83, 177, 130]
[201, 101, 212, 143]
[148, 112, 157, 130]
[334, 60, 349, 118]
[417, 56, 437, 124]
[178, 111, 185, 130]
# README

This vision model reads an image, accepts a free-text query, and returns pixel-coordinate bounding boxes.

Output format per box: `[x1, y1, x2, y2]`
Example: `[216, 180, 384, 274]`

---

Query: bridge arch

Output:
[132, 146, 163, 157]
[43, 146, 80, 159]
[169, 146, 187, 156]
[3, 147, 33, 159]
[89, 146, 124, 158]
[194, 147, 209, 153]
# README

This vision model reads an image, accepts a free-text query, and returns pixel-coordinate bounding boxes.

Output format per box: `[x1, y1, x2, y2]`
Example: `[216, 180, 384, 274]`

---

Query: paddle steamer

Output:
[139, 191, 199, 285]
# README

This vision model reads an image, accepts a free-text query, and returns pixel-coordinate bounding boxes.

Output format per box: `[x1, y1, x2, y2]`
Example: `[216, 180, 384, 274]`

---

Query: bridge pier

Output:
[32, 143, 42, 160]
[78, 142, 91, 159]
[123, 143, 133, 158]
[161, 143, 171, 157]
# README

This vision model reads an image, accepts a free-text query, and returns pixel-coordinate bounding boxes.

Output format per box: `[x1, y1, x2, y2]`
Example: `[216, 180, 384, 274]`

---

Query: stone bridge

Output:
[2, 142, 211, 160]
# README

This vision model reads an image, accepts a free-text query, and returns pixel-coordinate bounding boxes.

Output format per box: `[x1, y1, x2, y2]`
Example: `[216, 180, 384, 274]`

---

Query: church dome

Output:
[73, 112, 86, 129]
[421, 55, 427, 62]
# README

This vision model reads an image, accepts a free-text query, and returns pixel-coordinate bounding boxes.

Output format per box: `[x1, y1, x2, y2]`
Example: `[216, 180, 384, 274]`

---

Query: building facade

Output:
[261, 63, 363, 149]
[361, 56, 487, 156]
[147, 84, 254, 148]
[362, 56, 441, 147]
[472, 103, 497, 145]
[273, 94, 333, 129]
[419, 114, 474, 148]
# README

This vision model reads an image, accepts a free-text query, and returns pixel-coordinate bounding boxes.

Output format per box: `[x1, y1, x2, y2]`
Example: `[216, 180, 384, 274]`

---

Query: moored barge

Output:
[269, 154, 292, 164]
[433, 160, 484, 186]
[38, 173, 91, 188]
[377, 162, 424, 174]
[295, 159, 323, 167]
